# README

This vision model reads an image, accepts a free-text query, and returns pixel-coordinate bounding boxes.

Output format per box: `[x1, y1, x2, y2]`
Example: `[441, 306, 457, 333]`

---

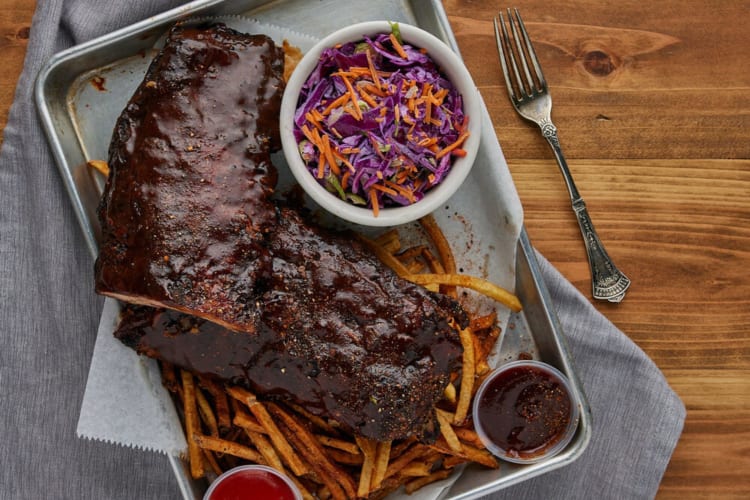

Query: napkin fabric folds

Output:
[0, 1, 685, 498]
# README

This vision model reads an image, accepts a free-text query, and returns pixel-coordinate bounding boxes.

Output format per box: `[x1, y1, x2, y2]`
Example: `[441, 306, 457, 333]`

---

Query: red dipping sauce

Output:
[473, 360, 579, 463]
[204, 465, 302, 500]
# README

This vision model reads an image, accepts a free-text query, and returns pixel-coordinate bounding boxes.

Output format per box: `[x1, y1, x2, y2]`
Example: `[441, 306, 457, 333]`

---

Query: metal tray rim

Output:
[34, 0, 592, 497]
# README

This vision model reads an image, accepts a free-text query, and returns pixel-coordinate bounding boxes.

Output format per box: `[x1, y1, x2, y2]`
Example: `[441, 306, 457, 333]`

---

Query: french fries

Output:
[86, 159, 110, 177]
[283, 40, 304, 83]
[435, 409, 462, 453]
[192, 433, 265, 463]
[355, 437, 377, 498]
[454, 327, 476, 425]
[406, 273, 522, 312]
[180, 370, 204, 479]
[226, 386, 308, 477]
[159, 215, 520, 498]
[268, 402, 357, 500]
[419, 214, 457, 297]
[372, 440, 392, 490]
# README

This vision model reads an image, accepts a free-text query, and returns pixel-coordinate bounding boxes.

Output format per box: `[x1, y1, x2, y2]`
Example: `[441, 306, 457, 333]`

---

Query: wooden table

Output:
[2, 0, 748, 497]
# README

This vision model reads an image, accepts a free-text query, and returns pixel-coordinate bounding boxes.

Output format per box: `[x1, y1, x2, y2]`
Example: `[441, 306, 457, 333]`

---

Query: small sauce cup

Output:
[472, 360, 580, 464]
[203, 464, 303, 500]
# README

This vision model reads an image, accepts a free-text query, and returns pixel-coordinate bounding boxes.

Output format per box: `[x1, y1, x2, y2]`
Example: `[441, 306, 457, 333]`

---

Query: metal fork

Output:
[494, 8, 630, 303]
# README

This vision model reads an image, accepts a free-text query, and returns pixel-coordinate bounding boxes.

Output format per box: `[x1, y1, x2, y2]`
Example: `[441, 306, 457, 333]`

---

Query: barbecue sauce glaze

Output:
[96, 24, 283, 332]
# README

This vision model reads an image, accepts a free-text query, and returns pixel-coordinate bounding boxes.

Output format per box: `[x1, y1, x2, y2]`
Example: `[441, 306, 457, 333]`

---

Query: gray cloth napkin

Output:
[0, 0, 685, 498]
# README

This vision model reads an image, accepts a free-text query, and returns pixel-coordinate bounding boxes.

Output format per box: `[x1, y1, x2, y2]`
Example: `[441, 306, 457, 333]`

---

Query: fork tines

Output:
[493, 8, 546, 102]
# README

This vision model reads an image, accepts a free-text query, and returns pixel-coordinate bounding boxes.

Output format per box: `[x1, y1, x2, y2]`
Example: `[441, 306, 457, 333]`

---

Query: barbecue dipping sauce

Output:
[475, 364, 572, 460]
[205, 466, 299, 500]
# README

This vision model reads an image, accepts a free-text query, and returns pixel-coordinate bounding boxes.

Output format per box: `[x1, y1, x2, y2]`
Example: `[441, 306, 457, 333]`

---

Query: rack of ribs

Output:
[95, 23, 464, 441]
[95, 23, 283, 332]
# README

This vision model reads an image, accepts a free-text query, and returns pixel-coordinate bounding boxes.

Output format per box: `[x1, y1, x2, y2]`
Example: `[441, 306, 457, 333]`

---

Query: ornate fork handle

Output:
[540, 119, 631, 302]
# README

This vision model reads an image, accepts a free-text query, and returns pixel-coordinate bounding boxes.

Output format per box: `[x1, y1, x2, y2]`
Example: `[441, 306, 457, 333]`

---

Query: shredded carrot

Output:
[335, 151, 356, 173]
[434, 87, 449, 103]
[371, 183, 398, 197]
[366, 50, 381, 91]
[344, 66, 392, 79]
[344, 67, 373, 77]
[370, 190, 380, 217]
[357, 86, 378, 108]
[344, 103, 361, 120]
[383, 180, 416, 203]
[310, 108, 325, 122]
[395, 170, 410, 184]
[337, 74, 362, 120]
[310, 127, 323, 145]
[322, 93, 350, 116]
[341, 170, 351, 189]
[362, 82, 386, 97]
[317, 153, 327, 179]
[300, 125, 315, 144]
[435, 131, 470, 160]
[322, 134, 340, 176]
[369, 135, 385, 159]
[456, 114, 470, 133]
[389, 33, 409, 60]
[407, 120, 417, 137]
[305, 111, 324, 132]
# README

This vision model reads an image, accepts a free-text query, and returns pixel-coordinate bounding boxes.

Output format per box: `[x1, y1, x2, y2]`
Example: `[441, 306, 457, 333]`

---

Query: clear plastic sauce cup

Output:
[203, 464, 303, 500]
[472, 360, 580, 464]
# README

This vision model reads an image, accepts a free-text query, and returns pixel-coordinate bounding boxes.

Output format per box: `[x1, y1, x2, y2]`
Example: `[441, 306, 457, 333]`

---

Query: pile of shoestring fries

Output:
[160, 214, 521, 499]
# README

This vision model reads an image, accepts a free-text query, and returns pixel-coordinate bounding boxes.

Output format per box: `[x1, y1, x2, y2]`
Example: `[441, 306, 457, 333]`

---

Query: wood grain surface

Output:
[444, 1, 750, 498]
[0, 0, 33, 141]
[1, 0, 748, 498]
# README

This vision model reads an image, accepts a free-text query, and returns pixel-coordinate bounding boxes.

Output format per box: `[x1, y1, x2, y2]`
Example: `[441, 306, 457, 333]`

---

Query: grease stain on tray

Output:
[90, 75, 107, 91]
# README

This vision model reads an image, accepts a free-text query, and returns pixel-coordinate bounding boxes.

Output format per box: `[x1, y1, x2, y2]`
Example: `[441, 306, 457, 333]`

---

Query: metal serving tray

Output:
[35, 0, 592, 498]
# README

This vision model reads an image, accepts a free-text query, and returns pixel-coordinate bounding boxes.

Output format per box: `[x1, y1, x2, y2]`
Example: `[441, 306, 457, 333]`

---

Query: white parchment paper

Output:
[78, 297, 187, 454]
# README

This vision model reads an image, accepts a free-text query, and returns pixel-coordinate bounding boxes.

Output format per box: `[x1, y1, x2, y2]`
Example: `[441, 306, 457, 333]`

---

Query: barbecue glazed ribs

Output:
[96, 24, 465, 441]
[95, 24, 283, 332]
[116, 207, 465, 441]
